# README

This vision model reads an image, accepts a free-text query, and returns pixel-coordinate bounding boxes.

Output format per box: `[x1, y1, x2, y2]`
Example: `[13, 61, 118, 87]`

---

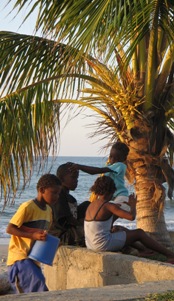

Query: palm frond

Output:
[0, 31, 88, 98]
[7, 1, 174, 63]
[1, 0, 174, 207]
[0, 89, 60, 203]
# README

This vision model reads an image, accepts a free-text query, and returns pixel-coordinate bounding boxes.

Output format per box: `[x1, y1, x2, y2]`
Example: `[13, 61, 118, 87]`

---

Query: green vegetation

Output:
[140, 291, 174, 301]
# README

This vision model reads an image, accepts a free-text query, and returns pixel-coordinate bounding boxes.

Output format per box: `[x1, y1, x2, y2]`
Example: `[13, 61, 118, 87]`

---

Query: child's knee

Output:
[137, 228, 145, 237]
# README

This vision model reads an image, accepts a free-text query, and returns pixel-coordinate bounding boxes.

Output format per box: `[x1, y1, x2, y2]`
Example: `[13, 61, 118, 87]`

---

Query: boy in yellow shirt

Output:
[6, 174, 61, 294]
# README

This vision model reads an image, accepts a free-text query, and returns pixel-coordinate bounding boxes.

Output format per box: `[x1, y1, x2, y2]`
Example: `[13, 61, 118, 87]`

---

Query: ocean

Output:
[1, 156, 174, 239]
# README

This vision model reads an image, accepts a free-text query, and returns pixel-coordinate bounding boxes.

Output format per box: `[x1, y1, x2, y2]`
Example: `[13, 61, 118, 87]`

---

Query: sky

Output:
[0, 1, 110, 157]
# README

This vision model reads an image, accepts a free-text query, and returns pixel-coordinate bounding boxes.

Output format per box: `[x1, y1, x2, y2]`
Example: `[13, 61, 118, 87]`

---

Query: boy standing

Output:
[6, 174, 61, 294]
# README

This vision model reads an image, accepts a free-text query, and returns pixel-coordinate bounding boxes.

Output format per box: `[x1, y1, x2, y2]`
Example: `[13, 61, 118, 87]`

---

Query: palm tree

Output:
[1, 0, 174, 248]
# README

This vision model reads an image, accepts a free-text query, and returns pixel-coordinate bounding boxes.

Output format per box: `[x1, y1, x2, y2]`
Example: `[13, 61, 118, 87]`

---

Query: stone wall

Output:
[44, 245, 174, 291]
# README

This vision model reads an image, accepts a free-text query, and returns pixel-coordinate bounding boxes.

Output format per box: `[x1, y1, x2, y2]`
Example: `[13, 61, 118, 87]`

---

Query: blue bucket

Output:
[28, 234, 60, 266]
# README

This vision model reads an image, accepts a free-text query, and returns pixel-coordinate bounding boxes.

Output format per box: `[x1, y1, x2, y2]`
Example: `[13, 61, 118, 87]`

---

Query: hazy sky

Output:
[0, 1, 110, 157]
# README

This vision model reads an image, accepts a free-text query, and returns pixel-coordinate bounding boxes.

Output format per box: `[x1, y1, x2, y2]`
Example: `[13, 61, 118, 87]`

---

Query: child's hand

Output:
[32, 230, 47, 241]
[111, 225, 127, 233]
[128, 193, 136, 207]
[67, 162, 79, 172]
[111, 226, 121, 233]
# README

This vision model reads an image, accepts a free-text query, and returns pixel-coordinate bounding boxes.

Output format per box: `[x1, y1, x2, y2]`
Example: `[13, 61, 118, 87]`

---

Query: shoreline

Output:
[0, 238, 10, 245]
[0, 238, 9, 259]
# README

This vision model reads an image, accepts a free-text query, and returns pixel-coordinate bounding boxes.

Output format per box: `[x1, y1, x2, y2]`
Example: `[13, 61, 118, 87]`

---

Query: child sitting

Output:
[84, 175, 174, 263]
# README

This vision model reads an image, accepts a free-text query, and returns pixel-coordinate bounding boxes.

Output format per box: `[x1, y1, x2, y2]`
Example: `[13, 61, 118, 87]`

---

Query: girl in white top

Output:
[84, 176, 174, 263]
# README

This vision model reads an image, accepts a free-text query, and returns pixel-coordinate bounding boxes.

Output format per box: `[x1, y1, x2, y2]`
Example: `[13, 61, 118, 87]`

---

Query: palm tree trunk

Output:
[133, 162, 174, 250]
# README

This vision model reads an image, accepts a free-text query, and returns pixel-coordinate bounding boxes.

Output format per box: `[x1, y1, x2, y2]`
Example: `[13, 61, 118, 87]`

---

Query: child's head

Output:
[56, 163, 79, 191]
[37, 173, 62, 205]
[90, 176, 116, 198]
[109, 141, 129, 164]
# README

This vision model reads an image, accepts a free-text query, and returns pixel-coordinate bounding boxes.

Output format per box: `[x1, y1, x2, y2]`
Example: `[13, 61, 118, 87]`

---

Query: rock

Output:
[0, 271, 11, 295]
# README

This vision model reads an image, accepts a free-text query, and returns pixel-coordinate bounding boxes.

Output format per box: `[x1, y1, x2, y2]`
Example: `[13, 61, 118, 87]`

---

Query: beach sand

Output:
[0, 239, 13, 295]
[0, 238, 9, 274]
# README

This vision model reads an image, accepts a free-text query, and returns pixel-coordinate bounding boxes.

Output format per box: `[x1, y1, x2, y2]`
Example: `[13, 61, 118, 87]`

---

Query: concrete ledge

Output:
[1, 280, 174, 301]
[44, 246, 174, 291]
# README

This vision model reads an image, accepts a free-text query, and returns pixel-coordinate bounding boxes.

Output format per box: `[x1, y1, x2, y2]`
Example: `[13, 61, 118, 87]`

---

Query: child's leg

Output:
[112, 227, 155, 256]
[125, 229, 174, 259]
[8, 263, 21, 293]
[8, 259, 48, 293]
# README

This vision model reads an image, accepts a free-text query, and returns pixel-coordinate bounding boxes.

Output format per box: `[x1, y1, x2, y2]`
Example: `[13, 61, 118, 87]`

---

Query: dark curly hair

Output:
[56, 163, 79, 181]
[37, 174, 61, 190]
[112, 142, 129, 161]
[90, 176, 116, 195]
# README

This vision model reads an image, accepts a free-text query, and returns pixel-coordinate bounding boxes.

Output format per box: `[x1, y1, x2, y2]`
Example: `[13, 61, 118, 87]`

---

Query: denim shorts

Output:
[105, 230, 127, 251]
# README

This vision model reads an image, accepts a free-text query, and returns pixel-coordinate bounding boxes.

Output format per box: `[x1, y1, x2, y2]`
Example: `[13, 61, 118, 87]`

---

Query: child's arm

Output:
[6, 223, 47, 241]
[106, 194, 136, 221]
[69, 163, 110, 175]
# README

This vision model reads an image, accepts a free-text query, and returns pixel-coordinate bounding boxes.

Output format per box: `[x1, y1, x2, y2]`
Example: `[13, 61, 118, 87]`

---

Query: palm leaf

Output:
[1, 0, 174, 207]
